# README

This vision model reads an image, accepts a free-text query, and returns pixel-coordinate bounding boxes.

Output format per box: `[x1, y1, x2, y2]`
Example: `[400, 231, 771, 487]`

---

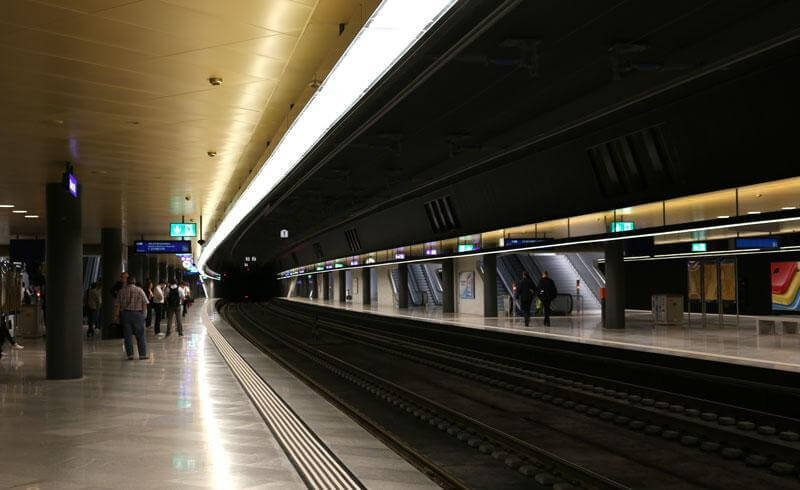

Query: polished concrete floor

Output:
[0, 301, 435, 489]
[285, 297, 800, 373]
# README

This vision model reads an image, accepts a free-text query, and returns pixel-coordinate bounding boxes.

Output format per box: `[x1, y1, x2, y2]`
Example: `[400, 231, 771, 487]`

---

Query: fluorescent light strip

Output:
[198, 0, 457, 274]
[11, 210, 27, 214]
[281, 215, 800, 277]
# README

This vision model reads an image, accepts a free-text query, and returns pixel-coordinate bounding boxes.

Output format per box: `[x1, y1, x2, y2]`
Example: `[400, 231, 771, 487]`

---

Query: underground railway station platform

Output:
[284, 296, 800, 374]
[4, 0, 800, 488]
[0, 300, 434, 489]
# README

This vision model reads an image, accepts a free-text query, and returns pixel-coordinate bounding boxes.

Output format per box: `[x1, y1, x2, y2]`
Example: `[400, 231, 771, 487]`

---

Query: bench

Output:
[756, 317, 799, 335]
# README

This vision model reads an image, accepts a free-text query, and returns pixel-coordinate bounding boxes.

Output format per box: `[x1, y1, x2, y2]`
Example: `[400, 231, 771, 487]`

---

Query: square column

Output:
[604, 241, 626, 329]
[338, 270, 346, 302]
[397, 263, 409, 309]
[46, 182, 83, 379]
[101, 228, 123, 339]
[361, 268, 371, 305]
[441, 259, 454, 313]
[483, 254, 498, 317]
[323, 272, 331, 300]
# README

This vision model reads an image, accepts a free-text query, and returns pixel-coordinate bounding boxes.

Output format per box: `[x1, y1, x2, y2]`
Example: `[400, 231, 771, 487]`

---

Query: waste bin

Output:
[652, 294, 684, 325]
[18, 304, 44, 338]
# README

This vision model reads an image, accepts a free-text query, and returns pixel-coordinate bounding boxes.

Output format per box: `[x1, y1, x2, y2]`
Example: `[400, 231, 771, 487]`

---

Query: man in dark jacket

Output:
[538, 271, 558, 326]
[515, 271, 537, 326]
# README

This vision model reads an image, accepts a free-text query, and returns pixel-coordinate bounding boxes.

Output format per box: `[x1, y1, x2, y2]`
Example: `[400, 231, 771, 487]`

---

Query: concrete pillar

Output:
[323, 272, 331, 300]
[148, 256, 158, 284]
[483, 254, 498, 317]
[604, 241, 626, 329]
[361, 268, 371, 305]
[158, 260, 167, 283]
[398, 263, 409, 308]
[338, 270, 346, 302]
[101, 228, 123, 339]
[167, 265, 175, 283]
[441, 259, 454, 313]
[45, 182, 83, 379]
[127, 247, 141, 285]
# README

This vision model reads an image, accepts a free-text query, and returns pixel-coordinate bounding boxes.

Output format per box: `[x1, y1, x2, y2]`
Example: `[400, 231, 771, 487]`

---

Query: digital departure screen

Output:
[135, 240, 191, 254]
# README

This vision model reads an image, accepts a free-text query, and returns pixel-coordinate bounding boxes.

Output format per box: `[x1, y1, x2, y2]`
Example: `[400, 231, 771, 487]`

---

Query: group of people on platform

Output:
[513, 270, 558, 327]
[84, 272, 193, 360]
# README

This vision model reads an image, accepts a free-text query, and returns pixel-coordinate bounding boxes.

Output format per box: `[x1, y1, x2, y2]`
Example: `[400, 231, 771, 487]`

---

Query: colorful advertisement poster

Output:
[771, 262, 800, 311]
[459, 271, 475, 299]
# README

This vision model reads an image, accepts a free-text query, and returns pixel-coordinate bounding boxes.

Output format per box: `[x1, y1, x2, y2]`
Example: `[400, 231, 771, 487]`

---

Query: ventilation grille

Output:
[424, 196, 459, 234]
[344, 228, 362, 252]
[312, 242, 324, 260]
[587, 124, 677, 198]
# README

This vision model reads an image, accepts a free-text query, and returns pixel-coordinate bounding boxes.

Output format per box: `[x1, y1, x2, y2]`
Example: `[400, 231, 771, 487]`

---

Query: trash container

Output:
[652, 294, 684, 325]
[18, 304, 43, 338]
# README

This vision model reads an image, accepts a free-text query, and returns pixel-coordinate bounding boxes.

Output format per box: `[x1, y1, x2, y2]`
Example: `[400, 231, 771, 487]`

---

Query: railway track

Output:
[220, 300, 800, 489]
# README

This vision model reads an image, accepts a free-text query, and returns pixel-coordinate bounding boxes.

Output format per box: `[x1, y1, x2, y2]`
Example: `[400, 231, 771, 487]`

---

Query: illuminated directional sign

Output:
[691, 242, 707, 252]
[610, 221, 635, 233]
[170, 223, 197, 237]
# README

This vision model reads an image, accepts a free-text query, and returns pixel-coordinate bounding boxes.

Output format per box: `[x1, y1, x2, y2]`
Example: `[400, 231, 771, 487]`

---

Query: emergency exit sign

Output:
[170, 223, 197, 237]
[610, 221, 635, 233]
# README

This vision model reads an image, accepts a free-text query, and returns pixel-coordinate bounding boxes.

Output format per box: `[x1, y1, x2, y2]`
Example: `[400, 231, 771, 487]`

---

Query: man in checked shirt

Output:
[116, 276, 149, 360]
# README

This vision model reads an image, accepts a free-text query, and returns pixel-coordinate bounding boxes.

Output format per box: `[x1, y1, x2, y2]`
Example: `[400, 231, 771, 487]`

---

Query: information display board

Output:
[135, 241, 191, 254]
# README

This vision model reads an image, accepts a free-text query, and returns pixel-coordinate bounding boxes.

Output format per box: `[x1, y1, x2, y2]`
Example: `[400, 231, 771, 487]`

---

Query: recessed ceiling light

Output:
[782, 206, 796, 210]
[0, 204, 14, 208]
[12, 210, 27, 214]
[747, 211, 761, 215]
[24, 215, 39, 219]
[716, 215, 730, 219]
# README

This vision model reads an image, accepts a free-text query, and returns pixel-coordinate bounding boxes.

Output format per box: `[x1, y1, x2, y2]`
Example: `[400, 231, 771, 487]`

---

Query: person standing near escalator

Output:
[537, 271, 558, 327]
[515, 272, 536, 327]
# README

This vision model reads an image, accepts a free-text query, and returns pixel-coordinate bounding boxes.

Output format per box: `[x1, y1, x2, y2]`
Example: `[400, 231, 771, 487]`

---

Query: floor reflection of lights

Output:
[196, 330, 234, 488]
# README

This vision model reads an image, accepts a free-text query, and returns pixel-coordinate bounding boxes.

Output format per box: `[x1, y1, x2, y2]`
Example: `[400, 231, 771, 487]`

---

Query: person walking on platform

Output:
[116, 276, 149, 360]
[144, 279, 154, 328]
[162, 280, 183, 338]
[86, 282, 102, 338]
[516, 271, 536, 327]
[152, 280, 165, 335]
[537, 270, 558, 327]
[0, 318, 24, 356]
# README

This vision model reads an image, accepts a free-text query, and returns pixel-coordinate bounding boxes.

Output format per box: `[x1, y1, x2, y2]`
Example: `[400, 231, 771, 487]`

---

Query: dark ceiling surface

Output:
[208, 0, 800, 270]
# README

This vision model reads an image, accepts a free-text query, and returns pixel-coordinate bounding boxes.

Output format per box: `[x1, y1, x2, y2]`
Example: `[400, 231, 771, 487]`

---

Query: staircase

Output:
[530, 254, 601, 310]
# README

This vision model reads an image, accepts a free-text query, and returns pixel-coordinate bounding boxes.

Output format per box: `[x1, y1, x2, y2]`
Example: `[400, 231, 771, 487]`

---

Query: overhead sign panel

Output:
[735, 237, 778, 249]
[135, 241, 191, 254]
[610, 221, 635, 233]
[170, 223, 197, 237]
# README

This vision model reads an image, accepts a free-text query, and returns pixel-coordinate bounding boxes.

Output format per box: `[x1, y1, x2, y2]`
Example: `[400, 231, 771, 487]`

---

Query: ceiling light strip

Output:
[198, 0, 458, 274]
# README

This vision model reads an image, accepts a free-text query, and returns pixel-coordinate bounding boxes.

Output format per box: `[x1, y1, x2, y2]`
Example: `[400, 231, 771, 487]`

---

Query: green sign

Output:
[170, 223, 197, 237]
[691, 242, 707, 252]
[610, 221, 635, 233]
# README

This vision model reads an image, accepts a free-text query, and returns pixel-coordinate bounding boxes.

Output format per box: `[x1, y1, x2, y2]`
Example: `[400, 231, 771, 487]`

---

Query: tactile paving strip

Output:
[203, 304, 364, 490]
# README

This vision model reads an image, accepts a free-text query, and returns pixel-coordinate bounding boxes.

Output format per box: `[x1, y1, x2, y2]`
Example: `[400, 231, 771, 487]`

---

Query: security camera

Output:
[208, 77, 223, 86]
[185, 195, 191, 201]
[197, 239, 206, 246]
[207, 151, 217, 157]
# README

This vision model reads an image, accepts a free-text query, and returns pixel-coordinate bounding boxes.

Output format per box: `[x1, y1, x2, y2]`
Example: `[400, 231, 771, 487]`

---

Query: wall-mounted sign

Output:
[67, 174, 78, 197]
[735, 237, 778, 249]
[457, 244, 476, 253]
[280, 229, 289, 238]
[691, 242, 707, 252]
[610, 221, 635, 233]
[170, 223, 197, 237]
[135, 240, 191, 254]
[504, 238, 546, 247]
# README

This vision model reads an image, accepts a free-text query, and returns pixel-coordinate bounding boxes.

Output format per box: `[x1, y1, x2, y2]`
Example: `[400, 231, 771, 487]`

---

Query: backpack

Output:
[167, 287, 181, 307]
